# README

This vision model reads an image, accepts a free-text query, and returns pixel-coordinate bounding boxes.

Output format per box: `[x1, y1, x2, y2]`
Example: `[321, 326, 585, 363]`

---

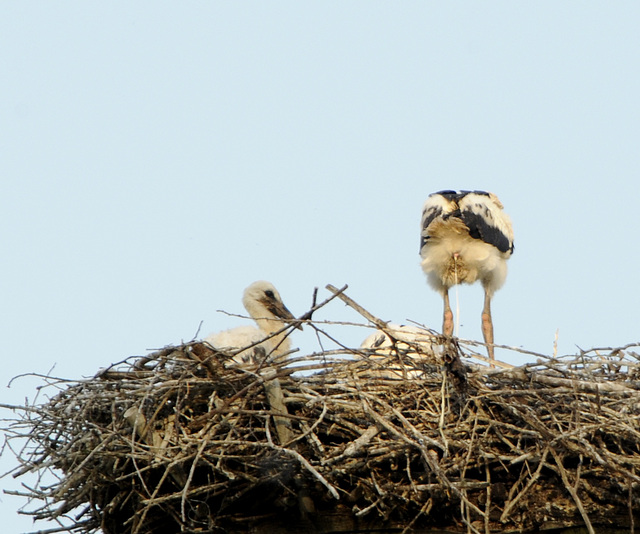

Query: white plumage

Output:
[204, 281, 299, 367]
[360, 324, 435, 351]
[420, 190, 514, 363]
[358, 324, 440, 379]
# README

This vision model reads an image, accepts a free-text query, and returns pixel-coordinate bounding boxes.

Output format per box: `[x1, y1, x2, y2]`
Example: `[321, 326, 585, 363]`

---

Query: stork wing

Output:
[458, 192, 514, 254]
[420, 193, 457, 250]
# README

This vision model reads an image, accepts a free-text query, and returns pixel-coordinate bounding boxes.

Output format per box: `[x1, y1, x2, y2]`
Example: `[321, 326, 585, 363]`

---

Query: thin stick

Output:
[550, 448, 595, 534]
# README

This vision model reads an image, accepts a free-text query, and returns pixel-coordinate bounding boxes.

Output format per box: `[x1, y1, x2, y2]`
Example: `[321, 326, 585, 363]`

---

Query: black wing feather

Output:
[420, 205, 443, 250]
[460, 207, 512, 253]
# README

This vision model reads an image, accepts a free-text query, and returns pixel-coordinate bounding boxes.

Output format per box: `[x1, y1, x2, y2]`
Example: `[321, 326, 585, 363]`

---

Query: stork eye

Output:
[264, 290, 275, 299]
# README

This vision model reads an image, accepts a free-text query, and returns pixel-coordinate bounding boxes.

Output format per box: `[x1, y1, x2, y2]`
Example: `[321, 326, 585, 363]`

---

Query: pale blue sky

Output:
[2, 3, 640, 532]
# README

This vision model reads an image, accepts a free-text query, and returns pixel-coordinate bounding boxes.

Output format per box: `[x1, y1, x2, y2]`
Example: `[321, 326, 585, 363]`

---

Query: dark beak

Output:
[266, 300, 303, 330]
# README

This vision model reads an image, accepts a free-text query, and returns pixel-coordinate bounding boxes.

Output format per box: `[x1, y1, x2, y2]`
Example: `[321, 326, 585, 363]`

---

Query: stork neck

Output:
[254, 317, 291, 360]
[254, 316, 285, 336]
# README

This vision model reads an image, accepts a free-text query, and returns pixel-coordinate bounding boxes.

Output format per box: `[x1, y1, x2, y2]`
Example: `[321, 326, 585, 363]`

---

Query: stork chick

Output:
[359, 324, 439, 379]
[420, 190, 514, 363]
[204, 280, 300, 367]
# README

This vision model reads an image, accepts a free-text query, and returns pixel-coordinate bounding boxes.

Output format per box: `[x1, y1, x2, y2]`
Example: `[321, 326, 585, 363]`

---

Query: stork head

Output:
[242, 281, 301, 330]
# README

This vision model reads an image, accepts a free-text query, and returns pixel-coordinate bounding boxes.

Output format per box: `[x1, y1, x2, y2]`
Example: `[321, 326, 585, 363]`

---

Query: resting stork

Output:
[204, 280, 300, 366]
[359, 324, 439, 379]
[420, 190, 514, 363]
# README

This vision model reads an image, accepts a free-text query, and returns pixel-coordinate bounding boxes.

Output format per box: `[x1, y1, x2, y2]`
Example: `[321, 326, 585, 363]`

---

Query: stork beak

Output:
[265, 300, 303, 330]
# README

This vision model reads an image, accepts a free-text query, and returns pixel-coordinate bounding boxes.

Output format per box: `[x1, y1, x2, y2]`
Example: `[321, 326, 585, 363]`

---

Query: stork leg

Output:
[481, 289, 495, 367]
[442, 289, 454, 337]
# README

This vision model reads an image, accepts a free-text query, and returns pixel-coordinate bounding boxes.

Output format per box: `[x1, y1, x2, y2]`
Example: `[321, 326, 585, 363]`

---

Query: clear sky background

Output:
[2, 3, 639, 532]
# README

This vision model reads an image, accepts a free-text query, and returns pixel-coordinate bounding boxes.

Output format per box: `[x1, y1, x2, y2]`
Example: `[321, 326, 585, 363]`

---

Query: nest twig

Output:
[3, 286, 640, 534]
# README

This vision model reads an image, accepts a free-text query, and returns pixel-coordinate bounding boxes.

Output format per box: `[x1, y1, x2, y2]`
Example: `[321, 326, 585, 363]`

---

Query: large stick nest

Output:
[3, 287, 640, 534]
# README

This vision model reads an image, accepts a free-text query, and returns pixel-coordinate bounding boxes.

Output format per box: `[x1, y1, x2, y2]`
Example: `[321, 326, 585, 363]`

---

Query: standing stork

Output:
[420, 190, 514, 363]
[204, 280, 300, 366]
